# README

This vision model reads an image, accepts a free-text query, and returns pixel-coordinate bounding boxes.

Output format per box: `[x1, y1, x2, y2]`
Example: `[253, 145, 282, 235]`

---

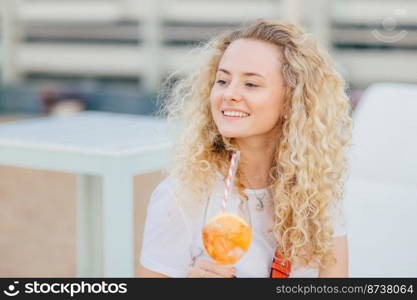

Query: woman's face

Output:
[210, 39, 286, 139]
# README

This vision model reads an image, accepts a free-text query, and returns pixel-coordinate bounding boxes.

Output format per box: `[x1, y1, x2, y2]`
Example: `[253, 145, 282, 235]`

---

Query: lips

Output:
[221, 108, 250, 115]
[221, 111, 250, 120]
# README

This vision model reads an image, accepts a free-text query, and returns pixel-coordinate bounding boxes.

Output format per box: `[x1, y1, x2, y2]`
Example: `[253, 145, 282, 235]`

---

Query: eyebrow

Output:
[217, 68, 265, 79]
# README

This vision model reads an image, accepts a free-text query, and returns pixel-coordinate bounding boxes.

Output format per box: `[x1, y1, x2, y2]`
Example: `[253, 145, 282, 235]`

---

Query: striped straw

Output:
[221, 151, 241, 213]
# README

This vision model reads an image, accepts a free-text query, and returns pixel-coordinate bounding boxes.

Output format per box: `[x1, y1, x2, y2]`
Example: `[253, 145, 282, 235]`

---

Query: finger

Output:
[199, 260, 235, 276]
[195, 259, 235, 278]
[187, 266, 220, 278]
[201, 269, 224, 278]
[187, 266, 202, 278]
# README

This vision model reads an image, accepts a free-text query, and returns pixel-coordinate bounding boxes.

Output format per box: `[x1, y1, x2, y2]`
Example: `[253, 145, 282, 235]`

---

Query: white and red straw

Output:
[221, 151, 241, 213]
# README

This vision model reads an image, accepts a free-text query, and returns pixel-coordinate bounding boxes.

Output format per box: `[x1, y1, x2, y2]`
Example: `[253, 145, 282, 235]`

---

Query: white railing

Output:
[1, 0, 416, 89]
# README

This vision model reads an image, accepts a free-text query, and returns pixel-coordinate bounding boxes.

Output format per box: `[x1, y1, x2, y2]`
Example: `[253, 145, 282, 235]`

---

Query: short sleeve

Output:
[139, 176, 193, 277]
[329, 200, 348, 237]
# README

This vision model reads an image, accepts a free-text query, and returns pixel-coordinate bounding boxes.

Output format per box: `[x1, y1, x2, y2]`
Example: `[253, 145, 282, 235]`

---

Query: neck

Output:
[234, 135, 278, 190]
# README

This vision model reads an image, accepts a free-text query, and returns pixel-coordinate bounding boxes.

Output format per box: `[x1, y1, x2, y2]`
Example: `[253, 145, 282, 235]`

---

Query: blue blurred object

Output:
[85, 87, 157, 115]
[0, 85, 43, 114]
[0, 83, 158, 116]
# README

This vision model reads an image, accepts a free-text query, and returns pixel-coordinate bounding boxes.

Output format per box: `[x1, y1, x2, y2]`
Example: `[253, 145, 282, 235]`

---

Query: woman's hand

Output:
[187, 258, 236, 278]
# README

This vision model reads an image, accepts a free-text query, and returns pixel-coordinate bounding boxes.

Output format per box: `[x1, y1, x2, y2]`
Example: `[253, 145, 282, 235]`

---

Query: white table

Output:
[0, 111, 175, 277]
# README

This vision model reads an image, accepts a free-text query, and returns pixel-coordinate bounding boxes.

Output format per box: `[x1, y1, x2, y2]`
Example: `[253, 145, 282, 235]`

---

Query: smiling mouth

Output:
[221, 111, 251, 119]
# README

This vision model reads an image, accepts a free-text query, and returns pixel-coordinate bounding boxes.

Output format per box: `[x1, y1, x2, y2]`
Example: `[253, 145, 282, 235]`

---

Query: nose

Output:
[223, 83, 243, 102]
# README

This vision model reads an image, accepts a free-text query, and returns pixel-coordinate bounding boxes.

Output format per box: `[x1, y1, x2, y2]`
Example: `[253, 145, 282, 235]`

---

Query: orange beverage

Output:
[202, 212, 252, 265]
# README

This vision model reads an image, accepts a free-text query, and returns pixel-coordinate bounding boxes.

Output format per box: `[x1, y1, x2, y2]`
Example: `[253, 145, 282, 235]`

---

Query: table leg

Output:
[102, 172, 134, 277]
[76, 175, 103, 277]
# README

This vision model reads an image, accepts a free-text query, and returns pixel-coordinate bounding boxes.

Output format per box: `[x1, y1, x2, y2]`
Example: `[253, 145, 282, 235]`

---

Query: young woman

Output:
[138, 20, 352, 278]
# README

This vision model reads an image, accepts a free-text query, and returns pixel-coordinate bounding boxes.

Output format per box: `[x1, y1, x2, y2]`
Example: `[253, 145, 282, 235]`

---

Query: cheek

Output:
[210, 90, 224, 120]
[210, 88, 222, 106]
[264, 110, 281, 128]
[209, 90, 221, 121]
[252, 94, 283, 127]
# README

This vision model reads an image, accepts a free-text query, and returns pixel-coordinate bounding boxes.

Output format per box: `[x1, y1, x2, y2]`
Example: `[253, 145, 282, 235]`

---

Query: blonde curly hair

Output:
[157, 19, 353, 270]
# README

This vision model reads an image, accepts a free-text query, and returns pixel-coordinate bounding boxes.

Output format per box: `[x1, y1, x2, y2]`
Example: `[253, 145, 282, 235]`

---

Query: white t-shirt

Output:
[140, 175, 347, 278]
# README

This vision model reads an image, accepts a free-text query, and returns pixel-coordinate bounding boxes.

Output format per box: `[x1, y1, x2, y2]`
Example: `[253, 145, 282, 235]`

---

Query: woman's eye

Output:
[246, 82, 258, 88]
[216, 80, 227, 85]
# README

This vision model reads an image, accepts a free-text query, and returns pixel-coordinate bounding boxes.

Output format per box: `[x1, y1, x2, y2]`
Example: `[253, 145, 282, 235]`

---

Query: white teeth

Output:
[223, 111, 250, 117]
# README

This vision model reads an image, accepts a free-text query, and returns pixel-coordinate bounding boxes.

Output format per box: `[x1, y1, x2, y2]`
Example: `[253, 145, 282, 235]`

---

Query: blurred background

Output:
[0, 0, 416, 277]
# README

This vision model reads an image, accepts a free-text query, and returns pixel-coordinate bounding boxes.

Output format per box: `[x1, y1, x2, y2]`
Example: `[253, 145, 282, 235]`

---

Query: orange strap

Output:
[270, 252, 291, 278]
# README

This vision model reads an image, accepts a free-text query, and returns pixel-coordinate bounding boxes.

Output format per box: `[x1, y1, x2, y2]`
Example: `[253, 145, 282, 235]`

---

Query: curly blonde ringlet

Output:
[157, 19, 353, 270]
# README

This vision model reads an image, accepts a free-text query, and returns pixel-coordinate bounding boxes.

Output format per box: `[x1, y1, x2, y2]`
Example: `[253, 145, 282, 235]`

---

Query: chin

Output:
[218, 130, 244, 139]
